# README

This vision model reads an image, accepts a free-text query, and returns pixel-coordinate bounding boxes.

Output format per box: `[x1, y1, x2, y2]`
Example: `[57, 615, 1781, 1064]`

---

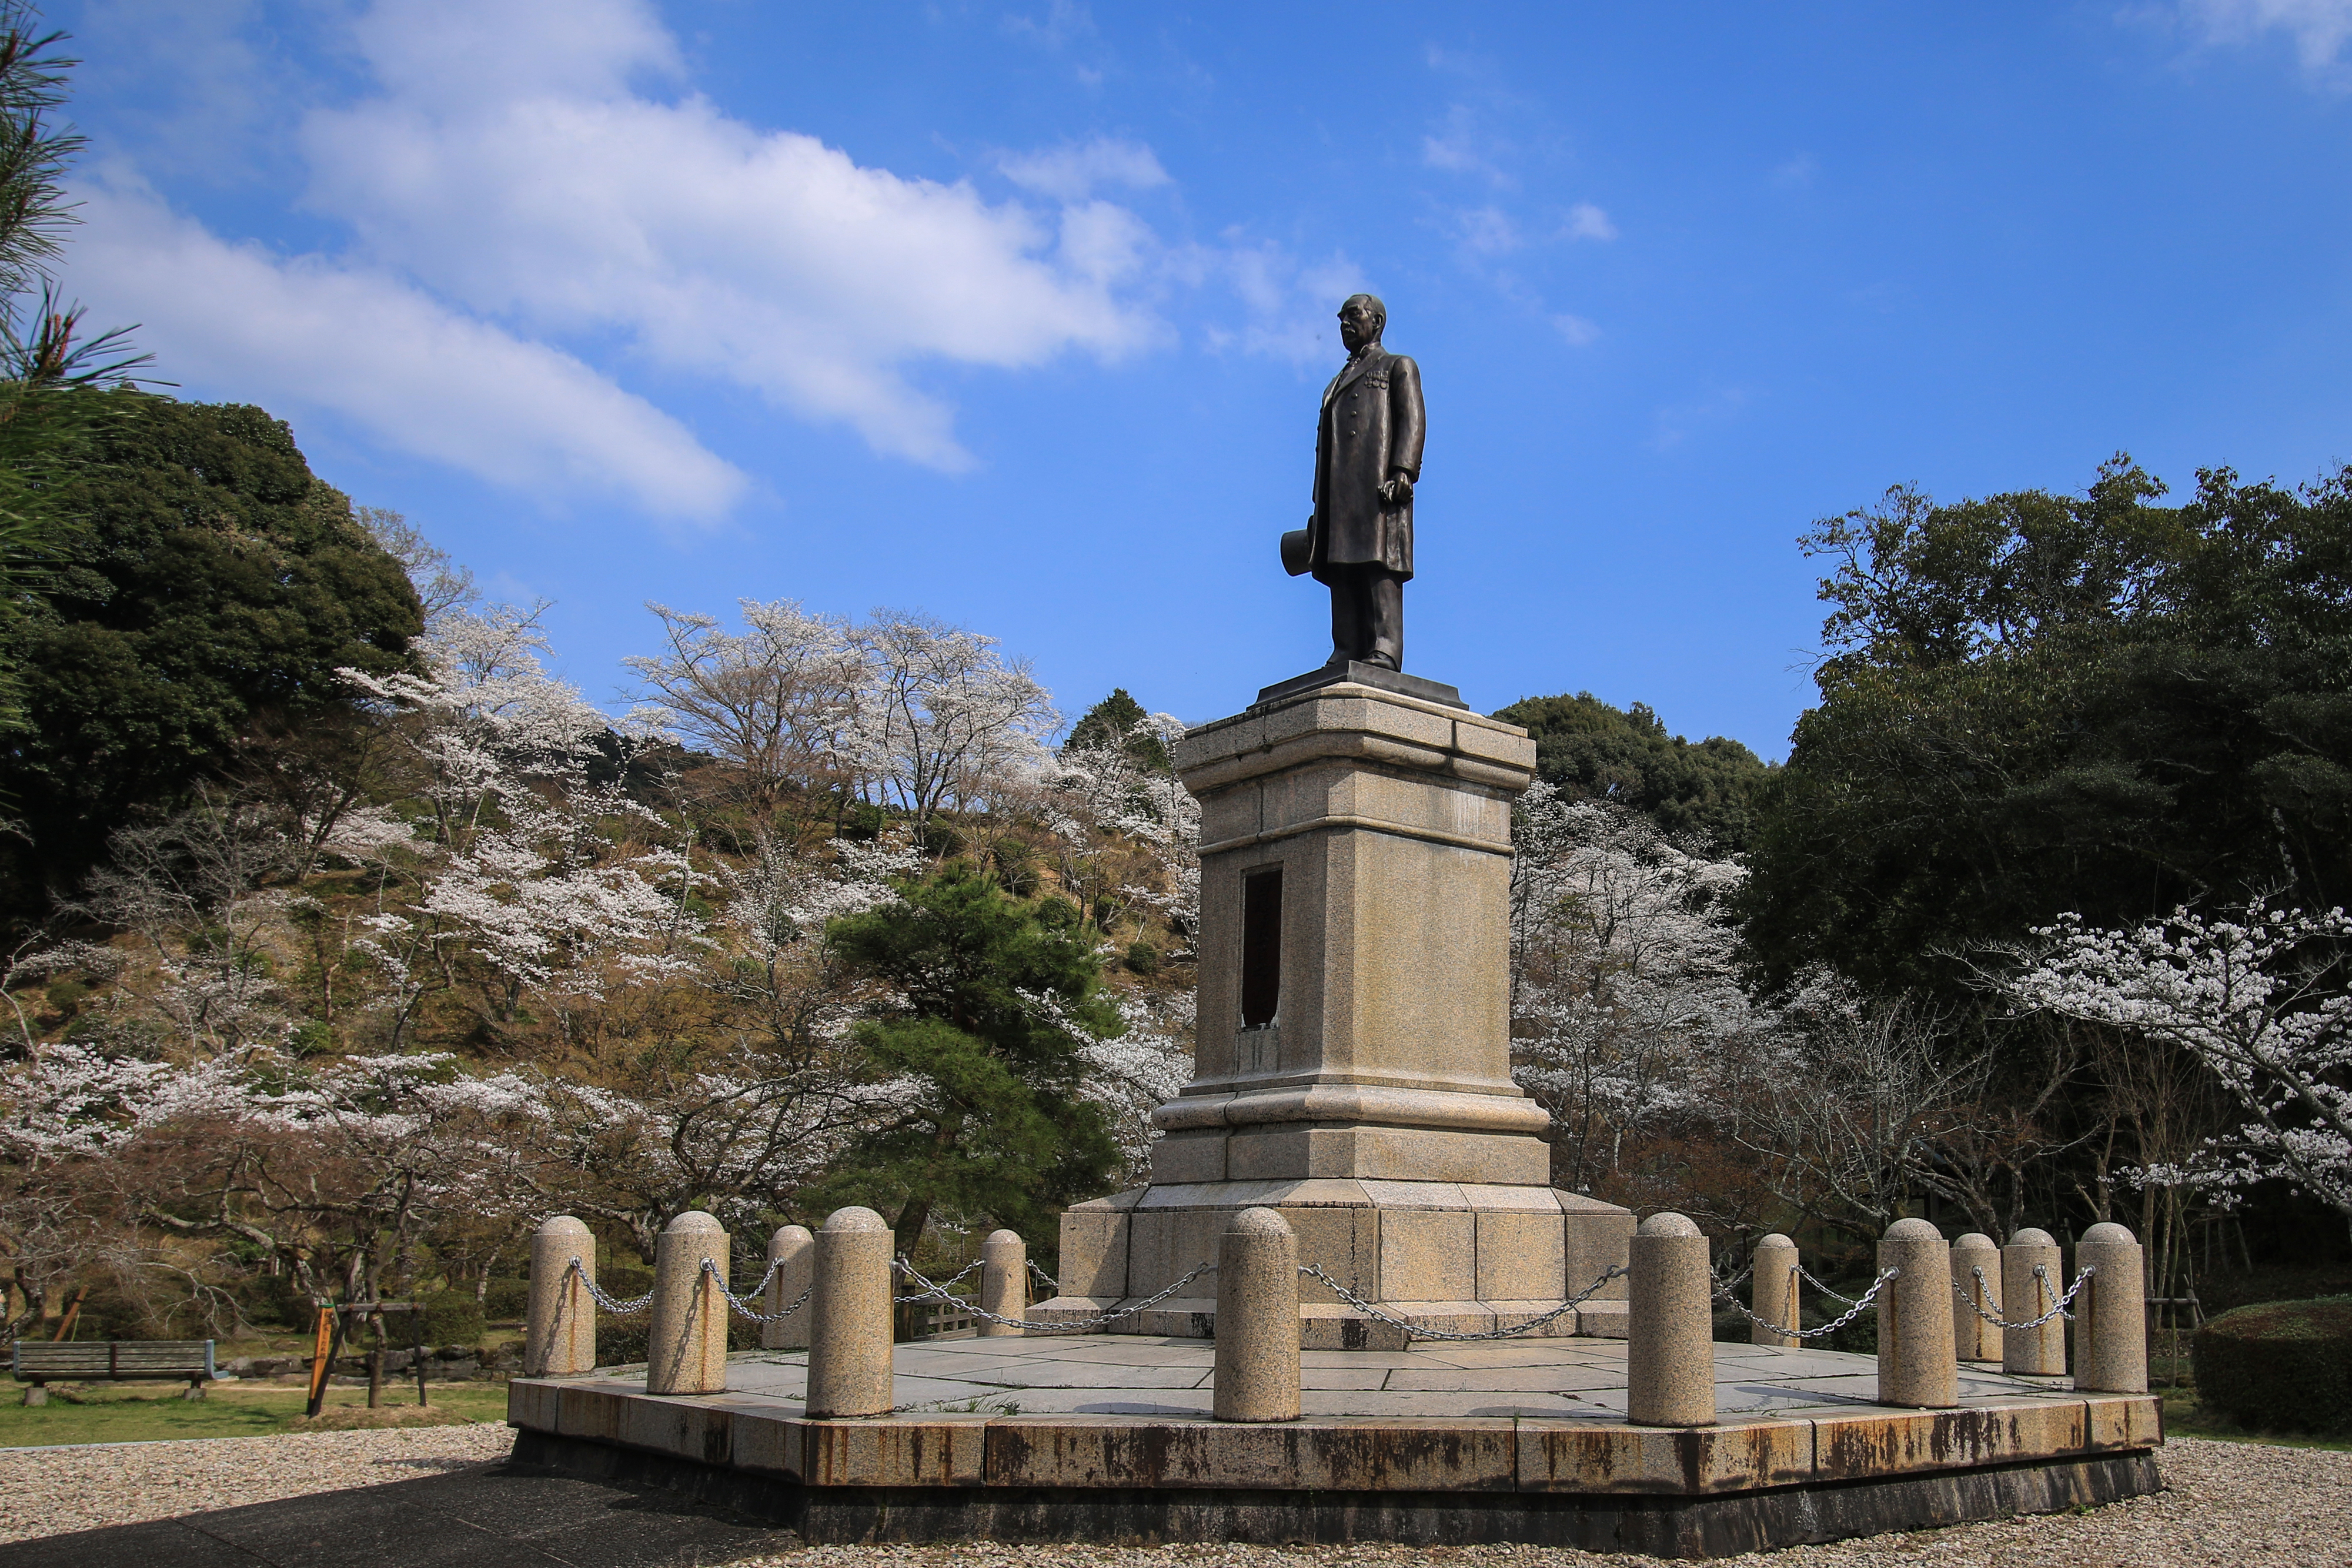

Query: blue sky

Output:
[48, 1, 2352, 756]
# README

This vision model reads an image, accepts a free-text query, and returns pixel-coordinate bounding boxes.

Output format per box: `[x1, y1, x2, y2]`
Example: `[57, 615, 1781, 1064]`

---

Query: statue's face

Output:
[1338, 299, 1381, 354]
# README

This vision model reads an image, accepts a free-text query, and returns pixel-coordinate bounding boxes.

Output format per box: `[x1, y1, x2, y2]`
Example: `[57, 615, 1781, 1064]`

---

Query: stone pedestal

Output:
[1035, 672, 1633, 1344]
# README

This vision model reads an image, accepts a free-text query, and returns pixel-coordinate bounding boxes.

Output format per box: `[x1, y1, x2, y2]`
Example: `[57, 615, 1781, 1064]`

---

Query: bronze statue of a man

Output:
[1285, 293, 1424, 671]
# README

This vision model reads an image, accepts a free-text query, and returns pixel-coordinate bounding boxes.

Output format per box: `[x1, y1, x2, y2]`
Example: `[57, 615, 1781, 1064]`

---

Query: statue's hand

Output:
[1381, 472, 1415, 507]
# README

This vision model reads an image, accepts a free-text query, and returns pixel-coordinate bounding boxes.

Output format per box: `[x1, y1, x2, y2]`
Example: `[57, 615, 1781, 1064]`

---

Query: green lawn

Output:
[12, 1372, 2341, 1455]
[2160, 1386, 2352, 1452]
[0, 1378, 511, 1447]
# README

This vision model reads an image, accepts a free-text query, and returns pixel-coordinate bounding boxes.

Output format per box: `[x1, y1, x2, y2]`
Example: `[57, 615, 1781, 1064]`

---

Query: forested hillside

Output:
[3, 423, 2348, 1341]
[0, 404, 1200, 1335]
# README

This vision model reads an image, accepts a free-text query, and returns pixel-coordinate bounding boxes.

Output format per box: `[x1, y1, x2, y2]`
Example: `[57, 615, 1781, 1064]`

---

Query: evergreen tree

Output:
[820, 864, 1123, 1258]
[1740, 457, 2352, 992]
[1065, 686, 1172, 774]
[0, 5, 152, 726]
[1492, 691, 1772, 852]
[0, 396, 422, 915]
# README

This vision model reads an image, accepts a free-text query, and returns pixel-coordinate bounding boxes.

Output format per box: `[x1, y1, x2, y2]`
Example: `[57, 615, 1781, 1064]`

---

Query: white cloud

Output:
[348, 0, 683, 105]
[1001, 0, 1110, 84]
[2179, 0, 2352, 68]
[75, 0, 286, 180]
[1197, 240, 1369, 368]
[1456, 206, 1523, 258]
[285, 0, 1161, 474]
[998, 137, 1168, 200]
[1563, 202, 1618, 242]
[1421, 105, 1515, 188]
[1553, 314, 1601, 347]
[69, 178, 748, 520]
[64, 0, 1182, 513]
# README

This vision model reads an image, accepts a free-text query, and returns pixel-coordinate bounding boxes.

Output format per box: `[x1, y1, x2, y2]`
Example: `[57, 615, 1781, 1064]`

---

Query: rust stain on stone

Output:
[700, 1408, 731, 1465]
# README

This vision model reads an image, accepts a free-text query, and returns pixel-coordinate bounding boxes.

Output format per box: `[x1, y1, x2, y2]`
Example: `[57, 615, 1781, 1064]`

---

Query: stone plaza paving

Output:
[573, 1333, 2079, 1422]
[503, 1331, 2161, 1553]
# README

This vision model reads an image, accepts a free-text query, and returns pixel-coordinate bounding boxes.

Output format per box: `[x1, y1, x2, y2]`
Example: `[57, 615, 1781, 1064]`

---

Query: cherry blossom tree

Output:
[1726, 976, 2012, 1240]
[851, 609, 1057, 839]
[1042, 705, 1199, 942]
[624, 598, 861, 811]
[1, 544, 1212, 1331]
[0, 1040, 546, 1322]
[1082, 989, 1194, 1179]
[1508, 783, 1754, 1191]
[1991, 905, 2352, 1239]
[342, 604, 707, 1041]
[67, 788, 298, 1054]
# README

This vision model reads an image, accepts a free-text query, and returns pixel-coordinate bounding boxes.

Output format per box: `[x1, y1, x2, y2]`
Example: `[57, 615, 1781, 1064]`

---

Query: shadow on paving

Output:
[0, 1459, 800, 1567]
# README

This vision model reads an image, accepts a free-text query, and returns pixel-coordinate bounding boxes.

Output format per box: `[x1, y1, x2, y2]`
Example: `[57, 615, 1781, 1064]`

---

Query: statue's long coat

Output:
[1309, 346, 1425, 583]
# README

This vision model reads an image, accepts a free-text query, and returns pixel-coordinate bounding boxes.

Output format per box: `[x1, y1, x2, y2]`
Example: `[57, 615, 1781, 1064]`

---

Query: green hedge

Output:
[420, 1289, 485, 1348]
[596, 1271, 653, 1368]
[482, 1278, 530, 1322]
[2191, 1296, 2352, 1436]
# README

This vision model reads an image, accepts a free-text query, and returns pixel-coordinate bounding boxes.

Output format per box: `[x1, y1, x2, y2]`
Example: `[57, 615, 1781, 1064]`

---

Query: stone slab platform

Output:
[506, 1338, 2161, 1557]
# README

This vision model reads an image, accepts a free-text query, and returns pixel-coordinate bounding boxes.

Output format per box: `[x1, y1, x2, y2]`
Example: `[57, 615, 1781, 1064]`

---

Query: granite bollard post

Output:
[646, 1211, 729, 1396]
[980, 1229, 1028, 1338]
[807, 1206, 894, 1418]
[1750, 1233, 1800, 1349]
[1950, 1232, 2000, 1363]
[2002, 1228, 2067, 1376]
[1212, 1207, 1300, 1423]
[1628, 1212, 1715, 1426]
[1877, 1218, 1957, 1409]
[761, 1225, 815, 1352]
[525, 1215, 596, 1376]
[2074, 1221, 2149, 1393]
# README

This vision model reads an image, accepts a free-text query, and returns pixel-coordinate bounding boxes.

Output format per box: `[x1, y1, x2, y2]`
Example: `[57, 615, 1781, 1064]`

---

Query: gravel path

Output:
[0, 1430, 2343, 1564]
[729, 1440, 2352, 1568]
[0, 1421, 514, 1544]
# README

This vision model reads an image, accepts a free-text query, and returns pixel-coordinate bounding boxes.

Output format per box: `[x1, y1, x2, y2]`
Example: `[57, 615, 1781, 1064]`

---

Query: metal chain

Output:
[1952, 1263, 2094, 1332]
[1798, 1265, 1861, 1306]
[1712, 1260, 1755, 1295]
[699, 1257, 813, 1323]
[1297, 1262, 1628, 1343]
[892, 1258, 983, 1304]
[566, 1258, 654, 1316]
[1027, 1259, 1060, 1292]
[561, 1255, 809, 1322]
[894, 1256, 1215, 1333]
[1715, 1266, 1899, 1339]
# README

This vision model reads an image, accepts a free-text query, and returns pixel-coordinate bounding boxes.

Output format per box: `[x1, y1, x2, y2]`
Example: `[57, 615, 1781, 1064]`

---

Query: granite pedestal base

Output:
[1076, 677, 1633, 1342]
[505, 1338, 2163, 1559]
[1035, 1177, 1633, 1347]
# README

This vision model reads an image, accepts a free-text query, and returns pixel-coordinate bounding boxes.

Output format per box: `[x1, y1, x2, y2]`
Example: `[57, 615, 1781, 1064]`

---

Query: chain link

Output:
[1952, 1263, 2093, 1332]
[1715, 1266, 1899, 1340]
[1297, 1262, 1628, 1342]
[700, 1256, 813, 1323]
[566, 1258, 654, 1316]
[892, 1258, 983, 1304]
[895, 1256, 1215, 1333]
[1798, 1265, 1861, 1306]
[1027, 1259, 1060, 1292]
[561, 1255, 811, 1322]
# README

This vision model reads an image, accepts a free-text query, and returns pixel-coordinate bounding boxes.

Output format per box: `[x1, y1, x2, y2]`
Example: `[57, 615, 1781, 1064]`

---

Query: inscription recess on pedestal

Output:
[1037, 680, 1638, 1336]
[1238, 866, 1282, 1076]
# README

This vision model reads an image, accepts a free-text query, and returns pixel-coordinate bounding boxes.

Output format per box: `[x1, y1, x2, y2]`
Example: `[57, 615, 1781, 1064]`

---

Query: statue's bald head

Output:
[1338, 293, 1385, 355]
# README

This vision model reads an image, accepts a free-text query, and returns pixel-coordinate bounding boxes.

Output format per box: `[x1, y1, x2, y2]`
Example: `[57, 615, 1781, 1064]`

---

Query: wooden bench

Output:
[12, 1340, 216, 1402]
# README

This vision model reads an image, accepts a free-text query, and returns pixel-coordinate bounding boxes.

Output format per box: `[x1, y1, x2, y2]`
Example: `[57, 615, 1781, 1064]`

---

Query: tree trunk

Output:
[893, 1197, 933, 1342]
